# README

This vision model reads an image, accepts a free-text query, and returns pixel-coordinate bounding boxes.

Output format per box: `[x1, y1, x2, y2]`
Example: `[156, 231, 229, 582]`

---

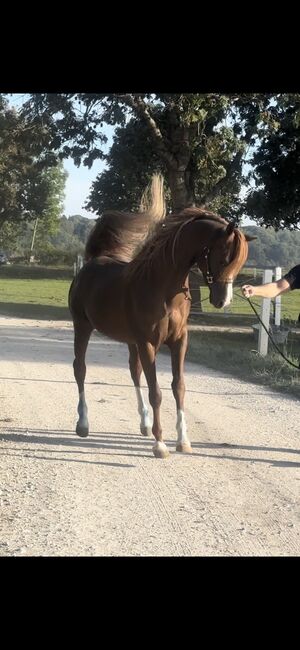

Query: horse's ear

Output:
[226, 221, 236, 236]
[226, 222, 257, 242]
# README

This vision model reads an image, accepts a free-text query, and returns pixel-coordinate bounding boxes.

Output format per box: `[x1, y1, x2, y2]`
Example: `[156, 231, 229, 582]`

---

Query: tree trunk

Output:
[167, 167, 196, 212]
[167, 162, 203, 313]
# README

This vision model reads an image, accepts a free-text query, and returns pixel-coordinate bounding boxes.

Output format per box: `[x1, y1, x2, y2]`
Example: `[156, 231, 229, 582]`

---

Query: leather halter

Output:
[201, 246, 233, 285]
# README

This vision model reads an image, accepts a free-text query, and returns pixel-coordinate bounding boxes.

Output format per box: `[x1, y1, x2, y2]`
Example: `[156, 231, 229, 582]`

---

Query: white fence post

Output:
[74, 255, 83, 276]
[274, 267, 282, 326]
[258, 269, 273, 356]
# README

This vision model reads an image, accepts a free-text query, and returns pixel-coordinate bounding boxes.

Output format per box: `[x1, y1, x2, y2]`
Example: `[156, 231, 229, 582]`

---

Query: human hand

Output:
[242, 284, 255, 298]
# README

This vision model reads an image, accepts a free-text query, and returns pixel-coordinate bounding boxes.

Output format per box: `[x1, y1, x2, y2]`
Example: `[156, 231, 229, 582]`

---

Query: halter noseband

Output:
[203, 246, 214, 284]
[201, 246, 233, 285]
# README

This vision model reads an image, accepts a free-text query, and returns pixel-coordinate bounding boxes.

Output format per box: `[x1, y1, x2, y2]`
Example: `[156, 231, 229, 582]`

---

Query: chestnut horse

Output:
[69, 175, 252, 458]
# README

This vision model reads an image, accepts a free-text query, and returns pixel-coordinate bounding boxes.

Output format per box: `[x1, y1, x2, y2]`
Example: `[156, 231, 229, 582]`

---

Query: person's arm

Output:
[242, 278, 291, 299]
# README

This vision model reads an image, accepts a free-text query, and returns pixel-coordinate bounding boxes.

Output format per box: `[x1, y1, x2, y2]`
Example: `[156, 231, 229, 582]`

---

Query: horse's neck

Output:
[133, 219, 219, 300]
[164, 219, 219, 283]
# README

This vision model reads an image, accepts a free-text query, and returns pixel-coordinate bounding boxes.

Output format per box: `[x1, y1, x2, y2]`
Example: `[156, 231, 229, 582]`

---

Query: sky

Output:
[8, 94, 113, 220]
[63, 156, 109, 219]
[8, 94, 254, 224]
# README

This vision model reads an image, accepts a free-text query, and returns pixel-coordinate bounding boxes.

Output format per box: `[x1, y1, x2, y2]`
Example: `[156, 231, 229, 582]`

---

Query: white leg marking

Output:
[78, 391, 88, 426]
[135, 387, 151, 428]
[223, 282, 233, 308]
[176, 409, 189, 444]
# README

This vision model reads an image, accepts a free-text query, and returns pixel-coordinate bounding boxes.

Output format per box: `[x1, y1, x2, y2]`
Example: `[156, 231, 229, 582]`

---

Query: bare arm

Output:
[242, 278, 291, 299]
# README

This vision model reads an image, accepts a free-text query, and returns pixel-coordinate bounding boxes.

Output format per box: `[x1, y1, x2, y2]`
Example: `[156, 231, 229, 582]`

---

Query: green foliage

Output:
[1, 214, 94, 265]
[0, 95, 66, 232]
[244, 225, 300, 268]
[186, 329, 300, 398]
[85, 119, 164, 214]
[23, 93, 272, 214]
[20, 93, 300, 227]
[244, 94, 300, 229]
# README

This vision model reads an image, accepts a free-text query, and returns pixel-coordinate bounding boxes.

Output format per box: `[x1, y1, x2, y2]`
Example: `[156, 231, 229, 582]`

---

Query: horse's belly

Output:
[86, 307, 135, 344]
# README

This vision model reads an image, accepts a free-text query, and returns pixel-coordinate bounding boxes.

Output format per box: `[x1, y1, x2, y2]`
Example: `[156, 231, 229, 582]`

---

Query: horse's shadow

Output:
[0, 427, 152, 465]
[0, 426, 299, 468]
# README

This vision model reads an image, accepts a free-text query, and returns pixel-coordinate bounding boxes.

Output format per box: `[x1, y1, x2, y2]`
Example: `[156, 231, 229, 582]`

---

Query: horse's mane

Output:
[125, 207, 248, 282]
[218, 228, 249, 281]
[85, 174, 166, 262]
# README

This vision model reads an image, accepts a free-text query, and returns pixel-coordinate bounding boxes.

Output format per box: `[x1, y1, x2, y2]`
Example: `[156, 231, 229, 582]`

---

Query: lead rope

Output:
[245, 296, 300, 370]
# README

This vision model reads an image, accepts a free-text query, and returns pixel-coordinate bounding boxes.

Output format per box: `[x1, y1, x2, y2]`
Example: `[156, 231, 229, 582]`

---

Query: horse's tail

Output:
[85, 174, 166, 262]
[139, 173, 166, 223]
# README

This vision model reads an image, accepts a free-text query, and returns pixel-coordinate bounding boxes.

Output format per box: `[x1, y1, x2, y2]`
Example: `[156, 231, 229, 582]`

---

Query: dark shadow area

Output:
[0, 265, 73, 280]
[189, 450, 300, 468]
[0, 427, 153, 461]
[193, 441, 300, 456]
[0, 303, 70, 320]
[1, 451, 135, 468]
[1, 427, 299, 467]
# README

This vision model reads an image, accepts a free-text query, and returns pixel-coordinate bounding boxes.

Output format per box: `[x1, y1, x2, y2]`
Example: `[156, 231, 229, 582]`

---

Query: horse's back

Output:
[69, 257, 133, 340]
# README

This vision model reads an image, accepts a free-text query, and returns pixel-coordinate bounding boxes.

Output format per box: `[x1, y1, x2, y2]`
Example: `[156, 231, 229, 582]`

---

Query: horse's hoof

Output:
[140, 426, 151, 437]
[152, 442, 170, 459]
[176, 442, 192, 453]
[76, 424, 89, 437]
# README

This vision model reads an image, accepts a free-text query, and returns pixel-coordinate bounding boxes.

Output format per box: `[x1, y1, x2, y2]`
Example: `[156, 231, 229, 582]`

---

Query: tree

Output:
[0, 162, 67, 255]
[0, 213, 94, 265]
[0, 94, 62, 233]
[244, 94, 300, 229]
[22, 93, 272, 216]
[28, 162, 67, 249]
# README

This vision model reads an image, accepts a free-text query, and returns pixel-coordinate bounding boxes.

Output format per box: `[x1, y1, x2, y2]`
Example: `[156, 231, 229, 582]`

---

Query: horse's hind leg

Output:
[168, 329, 192, 453]
[128, 344, 151, 436]
[73, 319, 93, 437]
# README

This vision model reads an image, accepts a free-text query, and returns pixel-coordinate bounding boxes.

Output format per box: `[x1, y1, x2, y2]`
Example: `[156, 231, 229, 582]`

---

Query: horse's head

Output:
[196, 222, 255, 309]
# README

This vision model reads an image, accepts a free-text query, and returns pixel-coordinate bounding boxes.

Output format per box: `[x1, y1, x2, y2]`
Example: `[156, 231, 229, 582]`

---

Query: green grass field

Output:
[0, 265, 72, 319]
[184, 328, 300, 398]
[1, 265, 299, 322]
[196, 285, 300, 321]
[194, 266, 300, 322]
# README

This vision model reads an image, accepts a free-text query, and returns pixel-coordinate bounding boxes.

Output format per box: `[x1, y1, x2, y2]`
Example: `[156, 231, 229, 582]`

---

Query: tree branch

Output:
[116, 94, 177, 168]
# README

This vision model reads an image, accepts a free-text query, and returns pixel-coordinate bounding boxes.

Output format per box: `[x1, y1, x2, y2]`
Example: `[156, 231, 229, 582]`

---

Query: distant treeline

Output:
[5, 215, 95, 265]
[5, 215, 300, 269]
[243, 225, 300, 269]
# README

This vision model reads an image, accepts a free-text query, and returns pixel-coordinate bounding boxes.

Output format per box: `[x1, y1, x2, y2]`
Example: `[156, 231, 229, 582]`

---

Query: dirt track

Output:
[0, 316, 299, 556]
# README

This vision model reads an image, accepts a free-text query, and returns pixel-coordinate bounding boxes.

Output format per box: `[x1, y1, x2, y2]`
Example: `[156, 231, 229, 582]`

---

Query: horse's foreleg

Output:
[128, 344, 151, 436]
[137, 341, 169, 458]
[73, 320, 93, 437]
[169, 329, 192, 453]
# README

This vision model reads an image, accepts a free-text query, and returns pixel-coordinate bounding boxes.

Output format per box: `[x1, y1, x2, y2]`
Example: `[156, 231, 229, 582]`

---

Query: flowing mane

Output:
[85, 174, 166, 262]
[125, 207, 248, 282]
